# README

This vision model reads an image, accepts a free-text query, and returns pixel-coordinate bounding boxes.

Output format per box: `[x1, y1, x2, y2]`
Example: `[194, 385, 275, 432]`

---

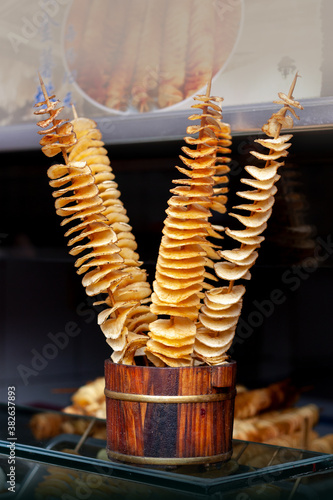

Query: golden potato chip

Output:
[219, 244, 257, 261]
[102, 203, 127, 215]
[155, 270, 203, 290]
[69, 230, 118, 255]
[148, 350, 192, 367]
[208, 200, 227, 214]
[214, 261, 254, 281]
[150, 318, 196, 338]
[176, 166, 216, 178]
[199, 313, 238, 332]
[241, 174, 281, 190]
[227, 234, 265, 245]
[102, 212, 130, 224]
[68, 137, 104, 160]
[159, 244, 206, 259]
[244, 162, 282, 181]
[100, 305, 134, 339]
[127, 313, 157, 332]
[181, 145, 217, 159]
[162, 225, 208, 240]
[170, 185, 214, 197]
[114, 282, 152, 302]
[71, 117, 97, 133]
[99, 197, 122, 207]
[149, 331, 195, 348]
[51, 175, 95, 197]
[86, 270, 128, 296]
[236, 186, 277, 201]
[212, 175, 229, 186]
[153, 281, 202, 304]
[218, 249, 258, 267]
[116, 238, 138, 251]
[97, 301, 138, 325]
[168, 196, 209, 207]
[204, 296, 232, 311]
[230, 208, 272, 227]
[150, 303, 199, 321]
[225, 223, 267, 238]
[206, 227, 224, 240]
[251, 150, 288, 161]
[201, 282, 215, 291]
[201, 300, 242, 319]
[117, 231, 136, 241]
[122, 333, 149, 365]
[165, 216, 211, 230]
[94, 172, 115, 183]
[82, 263, 127, 287]
[107, 331, 127, 352]
[194, 338, 233, 357]
[160, 235, 208, 248]
[151, 292, 200, 308]
[112, 222, 133, 233]
[55, 185, 99, 208]
[47, 161, 90, 180]
[201, 245, 221, 260]
[158, 255, 206, 269]
[90, 164, 114, 174]
[172, 177, 215, 186]
[166, 204, 211, 219]
[74, 244, 121, 268]
[206, 285, 246, 305]
[194, 353, 229, 366]
[85, 155, 110, 167]
[147, 339, 193, 358]
[232, 196, 275, 213]
[196, 326, 236, 347]
[67, 222, 117, 246]
[71, 146, 108, 163]
[56, 197, 103, 218]
[156, 262, 205, 278]
[77, 254, 124, 275]
[73, 127, 102, 143]
[145, 351, 166, 367]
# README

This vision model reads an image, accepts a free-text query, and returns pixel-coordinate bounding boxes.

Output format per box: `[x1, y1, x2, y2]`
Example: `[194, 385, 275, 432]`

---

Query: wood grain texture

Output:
[105, 360, 236, 465]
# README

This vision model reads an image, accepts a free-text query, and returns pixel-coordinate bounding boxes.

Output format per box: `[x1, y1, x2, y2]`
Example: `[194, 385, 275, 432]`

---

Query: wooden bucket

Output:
[104, 359, 237, 467]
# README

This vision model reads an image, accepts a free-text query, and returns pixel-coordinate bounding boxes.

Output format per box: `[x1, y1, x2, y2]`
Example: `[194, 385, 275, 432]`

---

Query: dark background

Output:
[0, 129, 332, 410]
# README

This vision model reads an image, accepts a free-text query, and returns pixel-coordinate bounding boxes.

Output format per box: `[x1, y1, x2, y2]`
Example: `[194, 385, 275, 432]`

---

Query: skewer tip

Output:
[205, 72, 213, 97]
[288, 71, 301, 98]
[71, 103, 78, 120]
[38, 73, 49, 102]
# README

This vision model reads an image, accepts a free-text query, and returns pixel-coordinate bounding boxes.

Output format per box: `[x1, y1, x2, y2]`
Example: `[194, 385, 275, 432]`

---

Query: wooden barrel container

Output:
[104, 359, 237, 467]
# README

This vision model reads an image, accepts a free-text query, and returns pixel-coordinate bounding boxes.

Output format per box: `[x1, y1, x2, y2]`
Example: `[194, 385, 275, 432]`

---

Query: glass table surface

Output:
[0, 403, 332, 499]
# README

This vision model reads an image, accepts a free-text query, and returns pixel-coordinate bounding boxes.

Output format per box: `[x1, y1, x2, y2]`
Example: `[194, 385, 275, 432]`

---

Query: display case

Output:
[0, 404, 333, 499]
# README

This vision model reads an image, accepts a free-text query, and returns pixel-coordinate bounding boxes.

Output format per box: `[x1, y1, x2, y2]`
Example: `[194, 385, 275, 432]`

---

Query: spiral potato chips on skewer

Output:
[67, 112, 156, 355]
[194, 73, 303, 365]
[146, 83, 232, 367]
[35, 77, 154, 365]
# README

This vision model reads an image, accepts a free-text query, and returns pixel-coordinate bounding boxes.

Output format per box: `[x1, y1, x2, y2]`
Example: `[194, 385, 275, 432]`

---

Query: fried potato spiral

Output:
[195, 74, 303, 365]
[35, 81, 155, 365]
[147, 88, 232, 366]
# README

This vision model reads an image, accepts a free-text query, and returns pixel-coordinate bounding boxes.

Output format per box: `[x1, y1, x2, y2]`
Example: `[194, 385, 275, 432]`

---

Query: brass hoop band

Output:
[107, 448, 232, 465]
[104, 388, 236, 403]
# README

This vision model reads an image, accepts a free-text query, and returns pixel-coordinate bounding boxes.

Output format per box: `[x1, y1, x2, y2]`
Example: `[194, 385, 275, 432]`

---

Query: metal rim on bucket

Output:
[104, 388, 237, 403]
[107, 449, 233, 466]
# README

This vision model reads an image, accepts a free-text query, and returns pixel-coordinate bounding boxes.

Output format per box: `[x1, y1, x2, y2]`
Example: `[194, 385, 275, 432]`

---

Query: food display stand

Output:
[1, 404, 333, 499]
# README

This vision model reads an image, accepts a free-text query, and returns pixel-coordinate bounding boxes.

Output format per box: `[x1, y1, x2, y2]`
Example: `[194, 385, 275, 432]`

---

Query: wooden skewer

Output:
[71, 103, 78, 120]
[61, 417, 96, 455]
